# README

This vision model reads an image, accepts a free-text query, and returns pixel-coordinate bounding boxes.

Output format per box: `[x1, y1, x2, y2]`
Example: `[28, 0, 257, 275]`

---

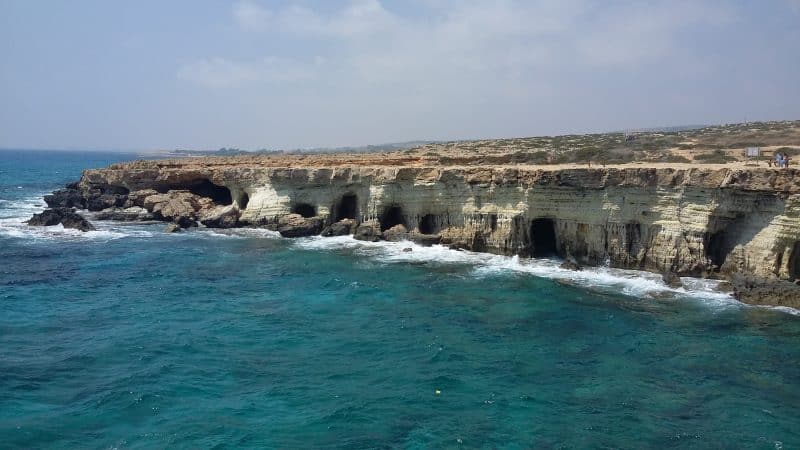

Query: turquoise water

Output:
[1, 150, 799, 448]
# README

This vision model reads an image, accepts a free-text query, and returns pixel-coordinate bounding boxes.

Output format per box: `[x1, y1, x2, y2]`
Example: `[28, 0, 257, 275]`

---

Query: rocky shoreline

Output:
[29, 158, 800, 309]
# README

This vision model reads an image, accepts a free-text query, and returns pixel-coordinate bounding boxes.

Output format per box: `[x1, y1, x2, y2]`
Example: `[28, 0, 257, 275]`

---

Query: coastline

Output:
[31, 154, 800, 309]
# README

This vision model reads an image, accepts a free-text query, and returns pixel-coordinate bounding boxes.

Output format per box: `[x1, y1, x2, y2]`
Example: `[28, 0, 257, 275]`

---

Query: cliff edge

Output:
[42, 153, 800, 308]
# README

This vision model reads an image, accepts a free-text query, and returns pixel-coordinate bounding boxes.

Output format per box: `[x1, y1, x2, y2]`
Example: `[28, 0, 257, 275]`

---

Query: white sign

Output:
[745, 147, 760, 157]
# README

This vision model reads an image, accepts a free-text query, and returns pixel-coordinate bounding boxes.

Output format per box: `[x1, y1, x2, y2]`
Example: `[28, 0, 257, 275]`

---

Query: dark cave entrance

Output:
[379, 205, 406, 231]
[335, 194, 358, 221]
[187, 179, 232, 205]
[789, 241, 800, 280]
[530, 218, 557, 257]
[706, 230, 729, 268]
[160, 179, 232, 205]
[418, 214, 439, 234]
[238, 192, 249, 210]
[291, 203, 317, 218]
[626, 222, 642, 256]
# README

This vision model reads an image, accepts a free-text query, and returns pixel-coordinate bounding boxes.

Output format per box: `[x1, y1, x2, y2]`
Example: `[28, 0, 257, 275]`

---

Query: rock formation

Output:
[27, 208, 95, 232]
[39, 155, 800, 307]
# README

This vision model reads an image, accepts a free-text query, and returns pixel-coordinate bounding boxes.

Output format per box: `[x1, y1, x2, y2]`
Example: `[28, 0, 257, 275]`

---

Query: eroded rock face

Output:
[27, 208, 95, 232]
[277, 213, 324, 237]
[57, 160, 800, 305]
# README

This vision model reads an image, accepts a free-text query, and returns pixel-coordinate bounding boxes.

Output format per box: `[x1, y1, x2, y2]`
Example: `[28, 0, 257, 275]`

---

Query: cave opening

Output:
[706, 230, 729, 268]
[291, 203, 317, 218]
[530, 218, 557, 257]
[188, 179, 232, 205]
[625, 222, 642, 255]
[379, 205, 406, 231]
[238, 192, 250, 210]
[418, 214, 439, 234]
[789, 241, 800, 280]
[335, 194, 358, 221]
[489, 214, 498, 232]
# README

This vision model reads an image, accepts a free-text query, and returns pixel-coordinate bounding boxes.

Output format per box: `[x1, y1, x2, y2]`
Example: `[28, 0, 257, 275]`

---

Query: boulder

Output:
[27, 208, 95, 232]
[277, 213, 324, 238]
[409, 232, 441, 246]
[321, 218, 356, 237]
[44, 188, 85, 208]
[95, 206, 155, 221]
[661, 271, 683, 289]
[381, 224, 409, 242]
[730, 275, 800, 308]
[200, 205, 240, 228]
[353, 220, 381, 242]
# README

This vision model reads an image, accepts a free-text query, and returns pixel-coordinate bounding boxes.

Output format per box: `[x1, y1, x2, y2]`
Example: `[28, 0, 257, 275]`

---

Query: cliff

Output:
[44, 155, 800, 307]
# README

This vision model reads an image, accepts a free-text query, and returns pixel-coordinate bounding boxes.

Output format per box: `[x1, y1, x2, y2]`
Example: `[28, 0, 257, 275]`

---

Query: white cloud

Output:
[233, 0, 272, 31]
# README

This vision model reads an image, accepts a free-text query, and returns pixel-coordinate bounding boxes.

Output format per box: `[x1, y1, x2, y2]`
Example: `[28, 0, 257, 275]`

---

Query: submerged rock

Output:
[353, 220, 381, 242]
[164, 223, 182, 233]
[560, 260, 583, 271]
[661, 271, 684, 289]
[321, 218, 356, 237]
[27, 208, 95, 232]
[277, 213, 324, 238]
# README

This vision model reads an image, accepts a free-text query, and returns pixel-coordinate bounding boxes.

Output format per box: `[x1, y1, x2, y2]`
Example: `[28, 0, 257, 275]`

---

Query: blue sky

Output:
[1, 1, 798, 151]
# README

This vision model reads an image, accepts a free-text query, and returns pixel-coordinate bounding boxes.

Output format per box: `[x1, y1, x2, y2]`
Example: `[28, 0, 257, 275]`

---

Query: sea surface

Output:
[1, 149, 799, 449]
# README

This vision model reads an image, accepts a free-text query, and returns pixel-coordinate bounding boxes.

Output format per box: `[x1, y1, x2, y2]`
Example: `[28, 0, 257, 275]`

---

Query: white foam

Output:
[293, 235, 739, 305]
[205, 227, 282, 239]
[0, 194, 156, 242]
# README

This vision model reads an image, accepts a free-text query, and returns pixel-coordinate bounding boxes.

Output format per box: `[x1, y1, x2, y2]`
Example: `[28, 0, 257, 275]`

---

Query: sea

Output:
[1, 149, 799, 449]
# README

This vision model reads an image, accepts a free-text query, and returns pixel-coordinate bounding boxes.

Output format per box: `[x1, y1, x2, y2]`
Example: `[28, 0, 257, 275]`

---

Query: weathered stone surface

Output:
[730, 275, 800, 309]
[125, 189, 158, 208]
[44, 188, 84, 208]
[27, 208, 95, 232]
[408, 232, 442, 246]
[382, 224, 408, 242]
[354, 220, 381, 242]
[277, 213, 323, 237]
[321, 218, 356, 236]
[95, 207, 155, 221]
[200, 205, 240, 228]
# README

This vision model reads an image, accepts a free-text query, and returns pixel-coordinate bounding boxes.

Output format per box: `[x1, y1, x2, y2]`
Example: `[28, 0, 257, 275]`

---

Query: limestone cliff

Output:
[64, 157, 800, 306]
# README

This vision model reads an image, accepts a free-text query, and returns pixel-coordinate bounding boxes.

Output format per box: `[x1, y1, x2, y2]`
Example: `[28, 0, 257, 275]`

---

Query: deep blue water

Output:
[1, 149, 799, 449]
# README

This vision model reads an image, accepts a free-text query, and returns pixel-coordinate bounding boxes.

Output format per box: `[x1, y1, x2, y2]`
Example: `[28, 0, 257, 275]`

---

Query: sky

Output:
[1, 1, 799, 151]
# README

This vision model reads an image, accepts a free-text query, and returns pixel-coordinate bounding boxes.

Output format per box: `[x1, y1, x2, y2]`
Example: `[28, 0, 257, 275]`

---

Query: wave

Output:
[293, 235, 743, 306]
[0, 194, 155, 242]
